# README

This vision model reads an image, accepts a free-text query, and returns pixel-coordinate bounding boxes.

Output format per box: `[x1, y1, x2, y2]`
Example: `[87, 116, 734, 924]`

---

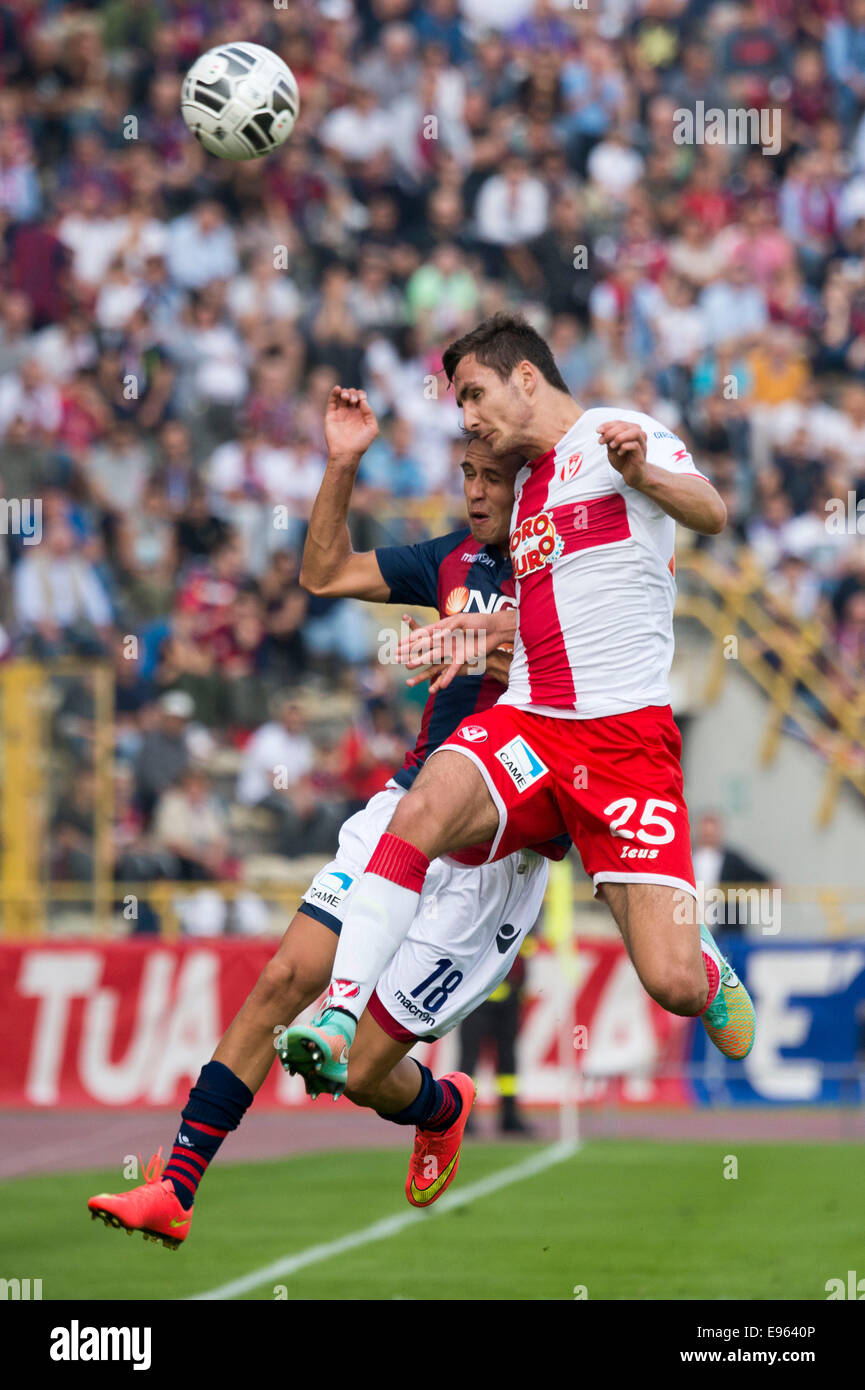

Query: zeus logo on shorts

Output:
[307, 869, 354, 910]
[495, 737, 548, 792]
[509, 511, 564, 579]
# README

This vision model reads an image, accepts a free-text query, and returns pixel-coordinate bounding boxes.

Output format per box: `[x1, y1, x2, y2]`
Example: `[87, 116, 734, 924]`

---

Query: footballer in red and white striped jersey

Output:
[502, 409, 709, 719]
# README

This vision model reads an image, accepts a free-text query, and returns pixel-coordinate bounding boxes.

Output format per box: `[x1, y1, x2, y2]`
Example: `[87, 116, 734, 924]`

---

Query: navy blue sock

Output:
[163, 1061, 253, 1210]
[377, 1062, 463, 1133]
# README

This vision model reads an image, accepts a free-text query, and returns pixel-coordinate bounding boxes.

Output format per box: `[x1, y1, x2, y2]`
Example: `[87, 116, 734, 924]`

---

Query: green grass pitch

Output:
[2, 1140, 860, 1301]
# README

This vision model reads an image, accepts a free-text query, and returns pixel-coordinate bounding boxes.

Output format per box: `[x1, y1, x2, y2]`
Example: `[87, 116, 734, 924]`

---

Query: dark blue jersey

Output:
[376, 528, 516, 789]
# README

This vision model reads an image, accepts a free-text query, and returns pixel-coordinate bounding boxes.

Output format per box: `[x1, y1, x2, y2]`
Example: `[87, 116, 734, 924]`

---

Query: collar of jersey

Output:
[526, 446, 556, 472]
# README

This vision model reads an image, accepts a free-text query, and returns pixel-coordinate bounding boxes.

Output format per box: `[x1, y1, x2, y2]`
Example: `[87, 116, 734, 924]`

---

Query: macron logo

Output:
[50, 1321, 152, 1371]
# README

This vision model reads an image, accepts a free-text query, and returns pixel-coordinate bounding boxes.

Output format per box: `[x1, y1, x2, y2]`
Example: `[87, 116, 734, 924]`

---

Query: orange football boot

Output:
[406, 1072, 476, 1208]
[88, 1151, 192, 1250]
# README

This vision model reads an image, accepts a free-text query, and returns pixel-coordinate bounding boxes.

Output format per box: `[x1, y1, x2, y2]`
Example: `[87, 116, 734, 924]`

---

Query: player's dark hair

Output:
[441, 312, 570, 394]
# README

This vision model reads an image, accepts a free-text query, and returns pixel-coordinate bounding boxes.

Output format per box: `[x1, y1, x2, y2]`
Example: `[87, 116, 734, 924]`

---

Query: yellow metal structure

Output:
[0, 662, 47, 935]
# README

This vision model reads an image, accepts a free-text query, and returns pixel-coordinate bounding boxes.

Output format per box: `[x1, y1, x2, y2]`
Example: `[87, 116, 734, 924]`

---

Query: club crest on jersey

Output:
[509, 511, 564, 579]
[458, 724, 489, 743]
[560, 452, 582, 482]
[494, 737, 548, 792]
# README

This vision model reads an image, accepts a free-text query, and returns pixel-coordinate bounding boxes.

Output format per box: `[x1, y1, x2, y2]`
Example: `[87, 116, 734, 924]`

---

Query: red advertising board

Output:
[0, 939, 693, 1109]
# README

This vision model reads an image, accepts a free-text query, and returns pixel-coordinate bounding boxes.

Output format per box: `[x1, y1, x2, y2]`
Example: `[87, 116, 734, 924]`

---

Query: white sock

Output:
[327, 872, 421, 1020]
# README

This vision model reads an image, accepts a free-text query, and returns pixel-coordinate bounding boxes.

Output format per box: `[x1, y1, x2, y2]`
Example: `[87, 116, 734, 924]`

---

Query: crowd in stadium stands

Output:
[2, 0, 865, 916]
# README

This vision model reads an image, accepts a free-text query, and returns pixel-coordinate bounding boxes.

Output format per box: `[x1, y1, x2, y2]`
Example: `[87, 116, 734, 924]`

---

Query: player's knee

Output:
[643, 965, 707, 1017]
[389, 784, 444, 851]
[256, 953, 323, 1015]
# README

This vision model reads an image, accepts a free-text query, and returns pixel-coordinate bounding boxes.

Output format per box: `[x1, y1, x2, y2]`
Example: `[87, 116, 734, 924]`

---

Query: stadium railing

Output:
[674, 547, 865, 825]
[1, 876, 863, 940]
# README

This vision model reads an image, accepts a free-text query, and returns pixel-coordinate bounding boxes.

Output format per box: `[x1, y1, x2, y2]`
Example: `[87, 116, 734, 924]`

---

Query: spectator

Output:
[153, 766, 231, 881]
[339, 698, 409, 813]
[474, 153, 549, 257]
[691, 812, 774, 933]
[134, 689, 195, 823]
[236, 695, 315, 808]
[13, 517, 113, 657]
[165, 199, 239, 291]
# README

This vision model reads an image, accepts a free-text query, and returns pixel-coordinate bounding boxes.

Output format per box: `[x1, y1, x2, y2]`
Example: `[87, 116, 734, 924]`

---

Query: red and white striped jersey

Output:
[499, 407, 708, 719]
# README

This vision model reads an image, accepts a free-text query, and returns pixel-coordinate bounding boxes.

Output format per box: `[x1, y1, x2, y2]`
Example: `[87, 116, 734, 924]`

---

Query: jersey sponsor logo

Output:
[495, 922, 520, 954]
[671, 447, 691, 464]
[560, 452, 582, 482]
[307, 869, 354, 910]
[328, 978, 360, 1001]
[494, 737, 548, 792]
[458, 724, 489, 743]
[653, 430, 677, 440]
[444, 586, 516, 615]
[509, 511, 564, 579]
[619, 846, 660, 860]
[461, 550, 495, 567]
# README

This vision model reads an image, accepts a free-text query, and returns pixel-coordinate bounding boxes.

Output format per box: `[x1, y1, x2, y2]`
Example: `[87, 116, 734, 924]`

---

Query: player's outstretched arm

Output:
[300, 386, 391, 600]
[598, 421, 727, 535]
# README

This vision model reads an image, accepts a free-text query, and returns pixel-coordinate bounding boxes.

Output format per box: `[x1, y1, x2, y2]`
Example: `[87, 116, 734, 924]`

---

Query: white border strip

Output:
[594, 871, 697, 899]
[428, 742, 508, 862]
[190, 1140, 579, 1301]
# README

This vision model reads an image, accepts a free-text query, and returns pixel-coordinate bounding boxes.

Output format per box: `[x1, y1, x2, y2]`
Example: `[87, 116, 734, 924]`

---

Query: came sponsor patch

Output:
[306, 869, 354, 911]
[494, 737, 548, 792]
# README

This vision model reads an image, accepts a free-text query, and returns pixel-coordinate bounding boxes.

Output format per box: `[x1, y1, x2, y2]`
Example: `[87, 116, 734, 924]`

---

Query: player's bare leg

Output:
[598, 883, 755, 1058]
[340, 1011, 477, 1207]
[213, 913, 335, 1090]
[88, 912, 335, 1247]
[276, 750, 498, 1096]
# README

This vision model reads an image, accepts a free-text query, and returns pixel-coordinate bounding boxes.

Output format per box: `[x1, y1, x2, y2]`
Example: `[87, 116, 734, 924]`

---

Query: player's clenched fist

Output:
[597, 420, 649, 489]
[325, 385, 379, 464]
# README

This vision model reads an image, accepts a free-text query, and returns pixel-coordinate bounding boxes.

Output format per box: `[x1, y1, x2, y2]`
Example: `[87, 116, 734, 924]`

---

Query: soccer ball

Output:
[181, 42, 300, 161]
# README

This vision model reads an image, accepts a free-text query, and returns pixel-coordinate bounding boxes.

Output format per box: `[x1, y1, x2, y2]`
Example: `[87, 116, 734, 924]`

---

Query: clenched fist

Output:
[597, 420, 649, 490]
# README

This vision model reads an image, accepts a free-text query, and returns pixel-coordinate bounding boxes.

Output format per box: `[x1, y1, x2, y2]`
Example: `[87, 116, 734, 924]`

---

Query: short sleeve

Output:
[375, 529, 469, 610]
[645, 429, 709, 481]
[606, 416, 709, 496]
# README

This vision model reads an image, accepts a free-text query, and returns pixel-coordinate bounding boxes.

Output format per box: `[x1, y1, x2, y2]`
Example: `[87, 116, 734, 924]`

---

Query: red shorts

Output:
[433, 704, 696, 898]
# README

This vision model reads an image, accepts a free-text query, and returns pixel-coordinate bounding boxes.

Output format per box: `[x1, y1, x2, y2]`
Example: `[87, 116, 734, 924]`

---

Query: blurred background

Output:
[1, 0, 865, 1212]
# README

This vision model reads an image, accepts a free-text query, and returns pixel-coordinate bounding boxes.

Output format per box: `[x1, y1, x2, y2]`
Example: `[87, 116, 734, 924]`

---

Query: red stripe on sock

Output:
[183, 1119, 228, 1138]
[164, 1169, 197, 1195]
[172, 1146, 207, 1169]
[366, 832, 429, 893]
[166, 1157, 205, 1181]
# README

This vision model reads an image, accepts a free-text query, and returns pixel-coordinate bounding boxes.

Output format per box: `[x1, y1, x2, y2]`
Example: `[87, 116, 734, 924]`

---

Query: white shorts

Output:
[300, 783, 548, 1041]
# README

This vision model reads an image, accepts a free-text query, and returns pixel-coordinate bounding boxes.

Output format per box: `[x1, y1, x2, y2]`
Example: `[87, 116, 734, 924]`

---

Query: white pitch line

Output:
[190, 1139, 579, 1301]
